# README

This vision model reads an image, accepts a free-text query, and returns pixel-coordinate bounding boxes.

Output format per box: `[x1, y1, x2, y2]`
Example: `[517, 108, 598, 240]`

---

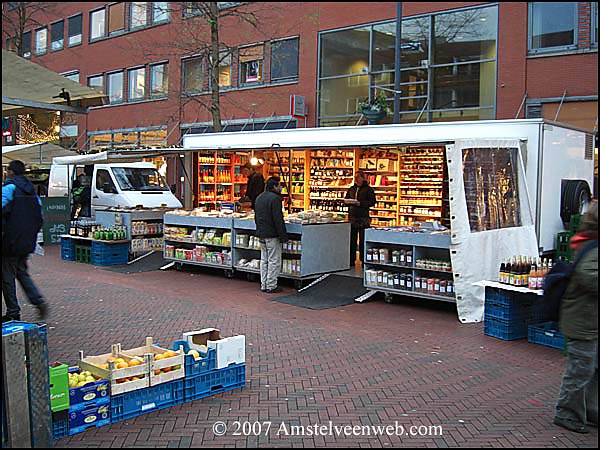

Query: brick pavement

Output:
[5, 245, 598, 448]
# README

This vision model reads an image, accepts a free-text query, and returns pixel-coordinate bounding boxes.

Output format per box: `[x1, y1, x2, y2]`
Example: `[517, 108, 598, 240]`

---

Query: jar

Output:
[446, 281, 454, 296]
[415, 276, 421, 292]
[406, 250, 413, 266]
[400, 274, 406, 289]
[427, 278, 435, 294]
[399, 249, 406, 265]
[393, 274, 400, 289]
[439, 280, 447, 294]
[392, 250, 399, 265]
[406, 275, 413, 290]
[377, 271, 384, 286]
[434, 279, 440, 293]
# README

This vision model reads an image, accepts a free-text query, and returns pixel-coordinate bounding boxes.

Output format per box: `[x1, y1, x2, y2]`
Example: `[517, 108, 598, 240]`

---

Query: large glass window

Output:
[130, 2, 148, 29]
[112, 167, 169, 191]
[109, 2, 126, 35]
[217, 52, 232, 87]
[50, 21, 64, 51]
[107, 71, 124, 103]
[90, 9, 106, 40]
[150, 63, 168, 97]
[35, 27, 47, 55]
[271, 37, 299, 81]
[593, 2, 598, 46]
[462, 147, 521, 232]
[320, 27, 370, 77]
[152, 2, 169, 23]
[88, 75, 104, 93]
[183, 57, 204, 93]
[128, 67, 146, 101]
[529, 2, 577, 53]
[68, 14, 82, 46]
[239, 45, 264, 84]
[21, 31, 32, 58]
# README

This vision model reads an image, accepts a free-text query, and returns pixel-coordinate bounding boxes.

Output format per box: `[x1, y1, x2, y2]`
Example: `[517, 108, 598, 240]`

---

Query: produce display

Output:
[67, 370, 103, 388]
[285, 209, 347, 224]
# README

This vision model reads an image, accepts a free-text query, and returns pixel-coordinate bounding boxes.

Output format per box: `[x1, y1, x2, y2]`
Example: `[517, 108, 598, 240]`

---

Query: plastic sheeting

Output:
[447, 139, 539, 323]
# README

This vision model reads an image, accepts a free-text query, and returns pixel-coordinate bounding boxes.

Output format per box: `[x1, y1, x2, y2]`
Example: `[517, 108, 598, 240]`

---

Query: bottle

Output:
[515, 256, 523, 286]
[528, 258, 537, 290]
[523, 257, 530, 287]
[499, 259, 506, 284]
[505, 257, 512, 284]
[508, 257, 516, 286]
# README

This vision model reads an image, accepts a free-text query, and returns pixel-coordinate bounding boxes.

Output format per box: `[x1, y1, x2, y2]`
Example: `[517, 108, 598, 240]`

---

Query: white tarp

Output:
[2, 142, 78, 165]
[447, 139, 539, 323]
[52, 151, 148, 165]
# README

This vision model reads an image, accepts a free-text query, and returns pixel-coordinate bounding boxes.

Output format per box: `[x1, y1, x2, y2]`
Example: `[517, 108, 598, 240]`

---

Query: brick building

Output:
[3, 2, 598, 198]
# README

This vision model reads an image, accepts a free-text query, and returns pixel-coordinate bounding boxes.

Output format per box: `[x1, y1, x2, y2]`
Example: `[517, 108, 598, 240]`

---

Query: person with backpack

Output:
[554, 200, 598, 434]
[2, 160, 49, 322]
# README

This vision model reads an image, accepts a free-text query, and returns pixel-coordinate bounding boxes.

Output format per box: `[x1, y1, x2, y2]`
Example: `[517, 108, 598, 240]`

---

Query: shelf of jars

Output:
[195, 152, 246, 206]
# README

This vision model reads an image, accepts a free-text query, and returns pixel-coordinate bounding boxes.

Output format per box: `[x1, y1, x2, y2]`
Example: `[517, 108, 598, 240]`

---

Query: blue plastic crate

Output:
[484, 315, 529, 340]
[183, 363, 246, 402]
[52, 411, 69, 440]
[485, 287, 514, 307]
[528, 322, 566, 350]
[171, 340, 216, 378]
[92, 241, 129, 254]
[183, 372, 213, 402]
[92, 254, 129, 266]
[61, 238, 76, 261]
[484, 302, 533, 321]
[110, 379, 184, 424]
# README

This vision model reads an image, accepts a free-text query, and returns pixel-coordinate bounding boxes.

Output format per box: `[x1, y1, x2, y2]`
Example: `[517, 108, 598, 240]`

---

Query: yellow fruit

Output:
[173, 365, 181, 370]
[128, 359, 141, 367]
[116, 362, 129, 369]
[130, 376, 140, 381]
[154, 369, 162, 375]
[188, 350, 200, 360]
[162, 366, 171, 373]
[154, 353, 164, 361]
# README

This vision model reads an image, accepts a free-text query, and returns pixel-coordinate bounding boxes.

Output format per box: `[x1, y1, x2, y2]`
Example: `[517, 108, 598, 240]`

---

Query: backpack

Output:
[542, 240, 598, 322]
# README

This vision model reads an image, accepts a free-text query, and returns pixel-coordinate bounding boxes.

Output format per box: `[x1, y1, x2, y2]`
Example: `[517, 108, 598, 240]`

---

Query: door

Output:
[93, 168, 121, 209]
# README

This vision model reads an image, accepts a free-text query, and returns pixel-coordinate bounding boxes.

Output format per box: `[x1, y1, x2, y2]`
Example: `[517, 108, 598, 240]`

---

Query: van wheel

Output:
[561, 180, 591, 227]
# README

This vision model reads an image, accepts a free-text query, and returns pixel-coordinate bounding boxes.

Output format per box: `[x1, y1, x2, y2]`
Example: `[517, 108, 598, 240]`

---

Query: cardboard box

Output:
[183, 328, 245, 369]
[49, 363, 69, 412]
[67, 367, 110, 411]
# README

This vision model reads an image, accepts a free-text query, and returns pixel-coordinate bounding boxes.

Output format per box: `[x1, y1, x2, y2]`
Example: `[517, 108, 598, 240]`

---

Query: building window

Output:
[184, 2, 203, 17]
[50, 20, 64, 51]
[130, 2, 148, 29]
[593, 2, 598, 47]
[182, 57, 204, 93]
[62, 71, 80, 83]
[128, 67, 146, 101]
[21, 31, 32, 58]
[90, 9, 106, 40]
[217, 51, 232, 87]
[270, 37, 299, 82]
[35, 27, 47, 55]
[152, 2, 169, 23]
[239, 45, 264, 84]
[88, 74, 104, 93]
[150, 63, 169, 97]
[109, 2, 126, 35]
[107, 71, 124, 103]
[68, 14, 83, 46]
[529, 2, 578, 53]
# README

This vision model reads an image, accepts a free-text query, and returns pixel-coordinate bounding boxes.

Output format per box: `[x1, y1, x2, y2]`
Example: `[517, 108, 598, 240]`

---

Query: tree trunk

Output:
[209, 2, 222, 133]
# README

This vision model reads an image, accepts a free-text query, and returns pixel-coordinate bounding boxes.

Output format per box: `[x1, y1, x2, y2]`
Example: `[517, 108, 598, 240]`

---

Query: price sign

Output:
[41, 197, 70, 245]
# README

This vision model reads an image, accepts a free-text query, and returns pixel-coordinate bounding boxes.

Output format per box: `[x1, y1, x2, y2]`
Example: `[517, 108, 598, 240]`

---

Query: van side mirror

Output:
[103, 182, 117, 194]
[170, 184, 177, 194]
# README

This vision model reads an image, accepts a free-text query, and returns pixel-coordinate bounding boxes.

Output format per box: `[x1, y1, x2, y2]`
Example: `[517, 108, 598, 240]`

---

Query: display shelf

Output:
[364, 228, 455, 303]
[164, 257, 231, 270]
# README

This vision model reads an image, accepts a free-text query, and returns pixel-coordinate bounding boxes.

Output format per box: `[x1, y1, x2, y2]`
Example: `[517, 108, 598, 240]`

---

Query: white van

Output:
[48, 162, 183, 214]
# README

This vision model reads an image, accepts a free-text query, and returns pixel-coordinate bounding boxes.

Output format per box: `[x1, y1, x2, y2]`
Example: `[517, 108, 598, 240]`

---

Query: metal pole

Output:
[393, 2, 403, 124]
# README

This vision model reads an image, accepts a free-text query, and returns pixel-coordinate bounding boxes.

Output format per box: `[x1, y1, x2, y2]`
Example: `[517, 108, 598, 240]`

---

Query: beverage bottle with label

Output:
[508, 257, 516, 286]
[499, 259, 506, 283]
[528, 258, 538, 290]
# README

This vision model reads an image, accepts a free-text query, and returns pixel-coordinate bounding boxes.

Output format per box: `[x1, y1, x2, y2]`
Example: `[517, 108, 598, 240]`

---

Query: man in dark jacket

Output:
[554, 200, 598, 434]
[240, 162, 265, 210]
[2, 160, 48, 322]
[254, 176, 288, 293]
[344, 171, 376, 266]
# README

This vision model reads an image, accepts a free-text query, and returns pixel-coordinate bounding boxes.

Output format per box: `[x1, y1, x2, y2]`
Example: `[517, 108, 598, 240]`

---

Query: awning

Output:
[52, 149, 182, 165]
[2, 49, 108, 116]
[2, 142, 79, 165]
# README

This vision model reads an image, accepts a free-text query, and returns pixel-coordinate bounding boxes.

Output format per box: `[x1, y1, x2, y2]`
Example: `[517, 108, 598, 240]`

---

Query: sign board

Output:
[290, 95, 306, 118]
[40, 197, 70, 245]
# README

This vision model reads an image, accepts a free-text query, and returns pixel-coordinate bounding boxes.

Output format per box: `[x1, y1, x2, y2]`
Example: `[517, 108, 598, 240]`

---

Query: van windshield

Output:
[112, 167, 169, 192]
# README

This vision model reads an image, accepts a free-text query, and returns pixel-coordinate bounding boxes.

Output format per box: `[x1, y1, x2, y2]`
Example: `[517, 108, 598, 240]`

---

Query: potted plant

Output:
[358, 92, 391, 124]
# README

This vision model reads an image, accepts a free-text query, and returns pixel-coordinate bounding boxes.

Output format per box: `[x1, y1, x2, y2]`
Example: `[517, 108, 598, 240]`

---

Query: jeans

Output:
[2, 255, 45, 318]
[555, 338, 598, 426]
[350, 227, 366, 264]
[260, 238, 282, 291]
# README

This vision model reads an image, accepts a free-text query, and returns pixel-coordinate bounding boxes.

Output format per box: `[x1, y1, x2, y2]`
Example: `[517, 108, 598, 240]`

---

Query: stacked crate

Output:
[484, 288, 545, 340]
[91, 241, 129, 266]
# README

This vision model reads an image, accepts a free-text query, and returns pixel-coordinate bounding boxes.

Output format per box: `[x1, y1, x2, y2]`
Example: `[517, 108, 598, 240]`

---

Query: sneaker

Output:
[553, 417, 589, 434]
[36, 302, 49, 321]
[2, 314, 20, 323]
[265, 287, 283, 294]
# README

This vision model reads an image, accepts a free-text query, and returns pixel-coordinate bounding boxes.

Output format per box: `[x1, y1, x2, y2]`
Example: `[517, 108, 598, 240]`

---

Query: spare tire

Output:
[561, 180, 591, 227]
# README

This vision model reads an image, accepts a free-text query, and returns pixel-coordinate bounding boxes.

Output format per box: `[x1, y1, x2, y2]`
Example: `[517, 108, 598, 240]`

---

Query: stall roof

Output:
[52, 148, 183, 165]
[2, 49, 108, 116]
[182, 118, 590, 151]
[2, 142, 79, 165]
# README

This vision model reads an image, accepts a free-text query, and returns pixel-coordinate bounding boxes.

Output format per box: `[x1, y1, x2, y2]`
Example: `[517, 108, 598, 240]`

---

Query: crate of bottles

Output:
[528, 322, 566, 350]
[555, 232, 573, 262]
[75, 245, 91, 263]
[569, 214, 582, 235]
[61, 238, 76, 261]
[91, 241, 129, 266]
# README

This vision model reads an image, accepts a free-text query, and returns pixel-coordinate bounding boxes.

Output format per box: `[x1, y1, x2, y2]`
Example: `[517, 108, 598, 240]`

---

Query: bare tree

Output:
[2, 2, 58, 55]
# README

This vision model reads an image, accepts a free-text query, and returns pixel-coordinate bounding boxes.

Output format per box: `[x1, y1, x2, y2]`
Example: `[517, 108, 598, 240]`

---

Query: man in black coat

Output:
[254, 176, 288, 293]
[240, 162, 265, 210]
[2, 160, 48, 322]
[344, 171, 376, 266]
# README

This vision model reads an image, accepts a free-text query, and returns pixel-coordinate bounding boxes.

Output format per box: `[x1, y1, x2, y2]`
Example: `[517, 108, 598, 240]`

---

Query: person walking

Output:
[554, 200, 598, 433]
[254, 176, 288, 293]
[2, 160, 49, 322]
[344, 171, 376, 266]
[240, 162, 265, 210]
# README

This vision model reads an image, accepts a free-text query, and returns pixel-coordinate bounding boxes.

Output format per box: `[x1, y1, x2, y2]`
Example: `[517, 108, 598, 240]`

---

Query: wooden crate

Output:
[78, 345, 149, 395]
[121, 337, 185, 387]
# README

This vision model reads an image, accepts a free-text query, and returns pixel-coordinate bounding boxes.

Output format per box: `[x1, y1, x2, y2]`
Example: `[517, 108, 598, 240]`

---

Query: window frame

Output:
[270, 36, 300, 83]
[592, 2, 598, 47]
[149, 62, 169, 97]
[127, 66, 147, 102]
[108, 2, 126, 36]
[182, 56, 206, 94]
[130, 2, 149, 30]
[152, 2, 170, 24]
[528, 2, 579, 55]
[67, 14, 83, 47]
[34, 27, 48, 56]
[88, 74, 105, 94]
[21, 30, 32, 58]
[106, 70, 125, 104]
[90, 7, 107, 41]
[50, 20, 64, 52]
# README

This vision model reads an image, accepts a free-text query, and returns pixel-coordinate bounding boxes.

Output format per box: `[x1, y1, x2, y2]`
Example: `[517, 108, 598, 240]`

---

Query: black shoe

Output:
[2, 314, 20, 323]
[265, 287, 283, 294]
[553, 417, 589, 434]
[260, 288, 267, 292]
[36, 302, 49, 321]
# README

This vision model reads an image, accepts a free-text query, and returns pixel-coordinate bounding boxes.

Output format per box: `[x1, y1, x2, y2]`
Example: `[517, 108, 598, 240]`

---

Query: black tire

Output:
[561, 180, 591, 227]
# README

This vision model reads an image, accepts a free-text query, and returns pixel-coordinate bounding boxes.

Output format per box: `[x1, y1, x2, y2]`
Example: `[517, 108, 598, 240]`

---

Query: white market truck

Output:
[182, 118, 595, 322]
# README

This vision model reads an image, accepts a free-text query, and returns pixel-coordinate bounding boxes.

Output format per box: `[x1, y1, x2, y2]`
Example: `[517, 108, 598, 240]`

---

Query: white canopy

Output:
[2, 142, 79, 165]
[52, 151, 143, 165]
